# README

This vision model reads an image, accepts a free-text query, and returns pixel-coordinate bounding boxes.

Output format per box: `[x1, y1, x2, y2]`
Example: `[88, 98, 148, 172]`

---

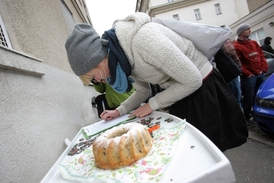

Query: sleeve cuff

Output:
[149, 97, 160, 111]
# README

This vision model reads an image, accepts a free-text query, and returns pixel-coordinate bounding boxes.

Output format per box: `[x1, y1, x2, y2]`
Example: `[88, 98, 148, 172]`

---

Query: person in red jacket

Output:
[234, 23, 268, 125]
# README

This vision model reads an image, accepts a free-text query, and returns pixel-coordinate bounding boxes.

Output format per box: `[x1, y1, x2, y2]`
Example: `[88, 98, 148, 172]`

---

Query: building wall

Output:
[153, 0, 241, 28]
[0, 0, 100, 182]
[247, 0, 271, 12]
[145, 0, 249, 28]
[137, 0, 274, 45]
[230, 1, 274, 43]
[1, 0, 69, 73]
[234, 0, 249, 18]
[149, 0, 168, 7]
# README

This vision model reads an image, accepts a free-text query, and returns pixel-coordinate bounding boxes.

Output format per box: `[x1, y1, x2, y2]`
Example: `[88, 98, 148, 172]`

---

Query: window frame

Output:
[250, 28, 265, 46]
[173, 14, 180, 20]
[215, 3, 222, 15]
[0, 14, 12, 48]
[194, 9, 202, 21]
[60, 0, 75, 33]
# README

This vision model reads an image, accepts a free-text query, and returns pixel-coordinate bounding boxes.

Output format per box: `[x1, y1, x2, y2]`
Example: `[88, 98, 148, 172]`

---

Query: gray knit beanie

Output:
[236, 23, 251, 36]
[65, 24, 108, 76]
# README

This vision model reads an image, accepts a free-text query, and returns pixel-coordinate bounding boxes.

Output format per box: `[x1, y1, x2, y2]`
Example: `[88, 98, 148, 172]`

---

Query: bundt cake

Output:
[92, 122, 153, 169]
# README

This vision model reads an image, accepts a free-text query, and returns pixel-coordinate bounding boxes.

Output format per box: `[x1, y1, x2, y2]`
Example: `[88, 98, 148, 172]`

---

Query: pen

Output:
[102, 100, 108, 121]
[102, 100, 106, 113]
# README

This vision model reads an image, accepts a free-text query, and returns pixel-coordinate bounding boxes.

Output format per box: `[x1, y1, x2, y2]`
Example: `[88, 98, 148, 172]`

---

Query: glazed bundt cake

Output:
[92, 122, 153, 169]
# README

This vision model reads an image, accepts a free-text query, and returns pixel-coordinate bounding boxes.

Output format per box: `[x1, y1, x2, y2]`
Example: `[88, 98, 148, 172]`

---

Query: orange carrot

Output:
[148, 124, 160, 133]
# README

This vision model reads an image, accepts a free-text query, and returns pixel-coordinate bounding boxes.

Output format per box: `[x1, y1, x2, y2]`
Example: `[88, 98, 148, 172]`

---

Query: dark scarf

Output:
[102, 28, 133, 93]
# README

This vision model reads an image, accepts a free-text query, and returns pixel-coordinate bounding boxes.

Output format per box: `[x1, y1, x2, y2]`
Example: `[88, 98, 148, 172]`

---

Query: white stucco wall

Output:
[153, 0, 241, 28]
[234, 0, 249, 18]
[230, 1, 274, 42]
[0, 47, 100, 182]
[0, 0, 102, 181]
[150, 0, 168, 7]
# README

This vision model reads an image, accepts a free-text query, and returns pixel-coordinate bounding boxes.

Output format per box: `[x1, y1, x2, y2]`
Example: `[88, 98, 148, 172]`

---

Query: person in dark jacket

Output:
[261, 36, 274, 56]
[221, 38, 242, 107]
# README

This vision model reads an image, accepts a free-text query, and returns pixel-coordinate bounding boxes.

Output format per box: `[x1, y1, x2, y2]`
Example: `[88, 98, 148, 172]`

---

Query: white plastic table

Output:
[41, 111, 235, 183]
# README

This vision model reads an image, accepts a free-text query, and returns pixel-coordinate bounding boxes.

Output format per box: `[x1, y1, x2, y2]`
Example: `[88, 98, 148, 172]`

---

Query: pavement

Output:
[223, 118, 274, 183]
[247, 118, 274, 147]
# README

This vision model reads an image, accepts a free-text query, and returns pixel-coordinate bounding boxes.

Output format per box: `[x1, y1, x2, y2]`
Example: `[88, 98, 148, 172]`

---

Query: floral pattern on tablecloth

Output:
[58, 120, 185, 183]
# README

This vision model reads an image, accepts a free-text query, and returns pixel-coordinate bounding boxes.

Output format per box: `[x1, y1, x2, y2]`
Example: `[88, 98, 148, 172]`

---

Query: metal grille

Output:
[0, 24, 8, 47]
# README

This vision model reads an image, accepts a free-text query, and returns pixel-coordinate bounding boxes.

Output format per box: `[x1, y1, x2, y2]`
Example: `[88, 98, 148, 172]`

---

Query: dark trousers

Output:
[241, 73, 264, 120]
[227, 76, 242, 107]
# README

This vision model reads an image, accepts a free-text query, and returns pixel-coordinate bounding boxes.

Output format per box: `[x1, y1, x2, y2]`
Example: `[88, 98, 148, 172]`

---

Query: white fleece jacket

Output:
[113, 13, 212, 115]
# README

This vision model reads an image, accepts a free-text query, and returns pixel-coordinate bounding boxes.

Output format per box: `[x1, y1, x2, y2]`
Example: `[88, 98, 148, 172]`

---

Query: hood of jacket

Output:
[112, 13, 151, 62]
[264, 36, 272, 45]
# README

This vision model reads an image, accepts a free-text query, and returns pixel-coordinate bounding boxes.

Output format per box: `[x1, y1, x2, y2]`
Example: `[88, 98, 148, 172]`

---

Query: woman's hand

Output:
[129, 103, 153, 118]
[100, 110, 120, 121]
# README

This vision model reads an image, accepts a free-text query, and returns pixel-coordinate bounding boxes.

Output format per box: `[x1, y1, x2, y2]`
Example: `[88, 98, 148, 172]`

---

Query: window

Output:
[215, 3, 222, 15]
[173, 14, 179, 20]
[194, 9, 202, 21]
[60, 0, 75, 33]
[0, 14, 12, 48]
[250, 28, 265, 46]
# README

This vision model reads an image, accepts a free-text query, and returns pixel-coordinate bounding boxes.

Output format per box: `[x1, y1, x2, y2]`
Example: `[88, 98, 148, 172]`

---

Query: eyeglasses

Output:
[91, 79, 108, 85]
[91, 78, 99, 85]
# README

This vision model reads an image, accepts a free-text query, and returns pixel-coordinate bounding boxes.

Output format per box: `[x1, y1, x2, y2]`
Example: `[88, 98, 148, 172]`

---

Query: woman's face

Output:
[86, 57, 110, 83]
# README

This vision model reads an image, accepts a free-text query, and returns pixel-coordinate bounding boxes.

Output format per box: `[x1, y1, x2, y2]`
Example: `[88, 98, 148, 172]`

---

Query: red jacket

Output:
[234, 39, 268, 78]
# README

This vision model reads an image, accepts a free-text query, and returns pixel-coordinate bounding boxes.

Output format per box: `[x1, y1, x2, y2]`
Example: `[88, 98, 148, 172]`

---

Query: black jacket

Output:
[261, 36, 274, 55]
